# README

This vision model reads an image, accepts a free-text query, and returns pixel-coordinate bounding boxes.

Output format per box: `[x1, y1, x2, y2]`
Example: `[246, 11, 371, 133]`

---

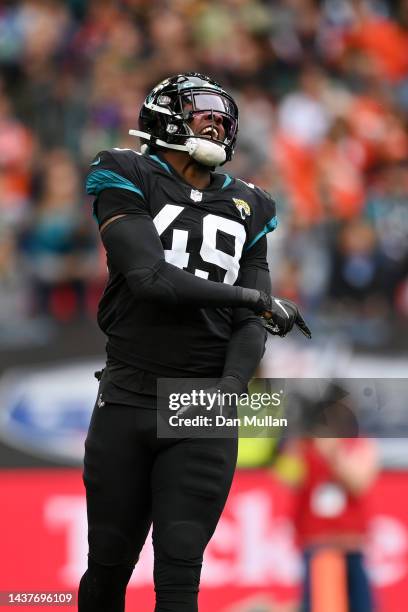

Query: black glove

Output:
[254, 293, 312, 339]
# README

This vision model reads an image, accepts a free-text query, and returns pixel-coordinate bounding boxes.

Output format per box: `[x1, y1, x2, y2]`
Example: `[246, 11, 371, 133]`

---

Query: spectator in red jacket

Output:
[276, 433, 379, 612]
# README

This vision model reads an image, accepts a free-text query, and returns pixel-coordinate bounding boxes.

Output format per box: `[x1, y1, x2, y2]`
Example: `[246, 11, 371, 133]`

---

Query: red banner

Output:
[1, 469, 407, 611]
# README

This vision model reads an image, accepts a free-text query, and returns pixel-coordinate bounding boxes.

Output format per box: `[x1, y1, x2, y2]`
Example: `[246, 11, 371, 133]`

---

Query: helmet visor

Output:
[192, 92, 236, 115]
[180, 91, 238, 143]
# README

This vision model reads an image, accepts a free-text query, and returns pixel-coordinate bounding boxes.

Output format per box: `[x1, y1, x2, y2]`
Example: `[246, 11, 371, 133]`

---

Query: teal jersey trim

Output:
[221, 174, 232, 189]
[245, 216, 278, 250]
[86, 169, 144, 199]
[149, 154, 171, 174]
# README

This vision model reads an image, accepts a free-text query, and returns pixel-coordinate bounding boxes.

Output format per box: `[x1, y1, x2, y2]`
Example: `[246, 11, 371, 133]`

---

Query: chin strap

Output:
[129, 129, 188, 152]
[128, 129, 227, 167]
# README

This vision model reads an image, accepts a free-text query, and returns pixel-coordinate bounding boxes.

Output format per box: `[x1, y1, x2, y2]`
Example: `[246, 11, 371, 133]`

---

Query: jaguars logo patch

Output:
[233, 198, 251, 219]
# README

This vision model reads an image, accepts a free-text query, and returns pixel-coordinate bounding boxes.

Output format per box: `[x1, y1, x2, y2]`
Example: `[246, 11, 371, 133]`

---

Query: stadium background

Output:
[0, 0, 408, 610]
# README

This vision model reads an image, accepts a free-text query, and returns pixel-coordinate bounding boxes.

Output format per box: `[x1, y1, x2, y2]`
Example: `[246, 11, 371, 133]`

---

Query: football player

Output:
[79, 73, 311, 612]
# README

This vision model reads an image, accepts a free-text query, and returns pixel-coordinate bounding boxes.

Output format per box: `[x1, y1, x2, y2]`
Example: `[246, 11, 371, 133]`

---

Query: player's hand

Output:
[255, 293, 312, 339]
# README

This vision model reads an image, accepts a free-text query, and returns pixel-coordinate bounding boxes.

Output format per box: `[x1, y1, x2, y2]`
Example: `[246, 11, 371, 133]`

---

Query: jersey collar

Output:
[146, 152, 232, 193]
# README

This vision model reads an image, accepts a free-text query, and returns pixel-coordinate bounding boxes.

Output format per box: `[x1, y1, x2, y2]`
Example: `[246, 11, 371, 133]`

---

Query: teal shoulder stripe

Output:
[221, 174, 232, 189]
[86, 169, 144, 199]
[245, 215, 278, 250]
[149, 154, 171, 174]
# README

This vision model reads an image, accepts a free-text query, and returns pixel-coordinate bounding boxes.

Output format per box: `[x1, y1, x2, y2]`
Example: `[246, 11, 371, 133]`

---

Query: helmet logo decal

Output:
[190, 189, 203, 203]
[233, 198, 251, 219]
[179, 81, 195, 89]
[158, 95, 171, 105]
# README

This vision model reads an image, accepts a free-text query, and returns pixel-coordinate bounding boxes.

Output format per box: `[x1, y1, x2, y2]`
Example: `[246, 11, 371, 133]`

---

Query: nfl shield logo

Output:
[190, 189, 202, 203]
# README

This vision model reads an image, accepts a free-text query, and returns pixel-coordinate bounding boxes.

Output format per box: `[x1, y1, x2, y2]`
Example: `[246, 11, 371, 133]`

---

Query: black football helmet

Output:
[130, 73, 239, 164]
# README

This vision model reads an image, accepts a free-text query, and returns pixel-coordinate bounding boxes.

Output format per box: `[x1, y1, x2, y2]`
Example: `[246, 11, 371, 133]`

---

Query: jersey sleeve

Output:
[85, 149, 149, 226]
[245, 188, 278, 252]
[222, 235, 270, 388]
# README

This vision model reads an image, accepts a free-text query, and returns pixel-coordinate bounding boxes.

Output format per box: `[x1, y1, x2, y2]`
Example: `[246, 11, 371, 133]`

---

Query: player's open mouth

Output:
[200, 126, 219, 139]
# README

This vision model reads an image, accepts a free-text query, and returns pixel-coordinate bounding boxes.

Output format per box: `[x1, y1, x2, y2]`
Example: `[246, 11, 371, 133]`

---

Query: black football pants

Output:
[78, 391, 238, 612]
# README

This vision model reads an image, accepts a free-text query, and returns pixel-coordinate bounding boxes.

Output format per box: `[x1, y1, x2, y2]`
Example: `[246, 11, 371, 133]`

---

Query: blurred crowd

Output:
[1, 0, 408, 350]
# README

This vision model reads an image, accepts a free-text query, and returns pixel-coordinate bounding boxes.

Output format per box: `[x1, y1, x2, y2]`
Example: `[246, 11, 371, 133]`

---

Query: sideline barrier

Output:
[0, 469, 407, 611]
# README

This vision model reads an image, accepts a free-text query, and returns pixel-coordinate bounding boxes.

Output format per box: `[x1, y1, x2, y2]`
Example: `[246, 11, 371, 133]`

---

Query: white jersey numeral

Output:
[200, 214, 246, 285]
[152, 204, 245, 285]
[153, 205, 189, 269]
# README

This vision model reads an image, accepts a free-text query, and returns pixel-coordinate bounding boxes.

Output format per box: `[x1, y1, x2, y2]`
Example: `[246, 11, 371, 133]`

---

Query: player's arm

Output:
[220, 235, 271, 393]
[98, 198, 269, 313]
[242, 187, 311, 340]
[100, 203, 311, 335]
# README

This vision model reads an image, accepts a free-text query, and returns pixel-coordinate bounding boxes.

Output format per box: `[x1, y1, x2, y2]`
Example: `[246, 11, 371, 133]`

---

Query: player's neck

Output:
[161, 151, 212, 190]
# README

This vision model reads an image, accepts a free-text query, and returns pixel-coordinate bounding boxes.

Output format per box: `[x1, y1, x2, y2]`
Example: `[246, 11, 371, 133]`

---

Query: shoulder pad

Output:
[235, 178, 276, 215]
[242, 183, 278, 250]
[86, 149, 145, 199]
[89, 148, 141, 174]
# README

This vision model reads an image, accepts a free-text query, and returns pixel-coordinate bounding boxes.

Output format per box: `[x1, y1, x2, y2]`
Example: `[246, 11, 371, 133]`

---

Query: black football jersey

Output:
[86, 148, 277, 383]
